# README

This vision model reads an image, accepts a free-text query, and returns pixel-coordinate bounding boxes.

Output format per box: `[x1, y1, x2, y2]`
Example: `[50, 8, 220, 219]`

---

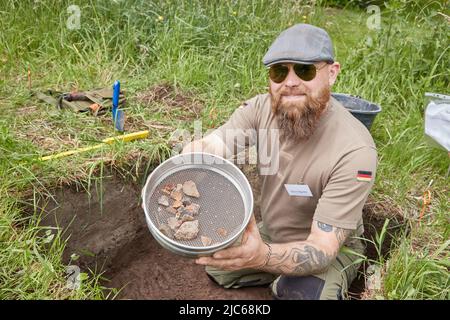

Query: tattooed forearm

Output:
[260, 243, 333, 276]
[257, 222, 353, 276]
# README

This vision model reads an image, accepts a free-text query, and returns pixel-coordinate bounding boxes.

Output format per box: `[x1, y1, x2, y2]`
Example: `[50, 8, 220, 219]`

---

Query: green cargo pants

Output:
[206, 222, 365, 300]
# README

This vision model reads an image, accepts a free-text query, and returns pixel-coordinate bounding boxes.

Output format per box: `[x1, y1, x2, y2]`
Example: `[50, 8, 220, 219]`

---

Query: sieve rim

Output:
[142, 152, 253, 253]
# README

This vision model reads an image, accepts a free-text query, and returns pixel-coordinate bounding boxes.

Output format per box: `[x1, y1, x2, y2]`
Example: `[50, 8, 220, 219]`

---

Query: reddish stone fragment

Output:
[161, 183, 176, 195]
[201, 236, 212, 246]
[159, 224, 173, 239]
[174, 220, 199, 240]
[170, 190, 183, 201]
[182, 180, 200, 198]
[172, 200, 183, 208]
[181, 214, 195, 222]
[184, 203, 200, 215]
[217, 227, 228, 237]
[165, 207, 177, 215]
[168, 217, 182, 231]
[158, 195, 170, 207]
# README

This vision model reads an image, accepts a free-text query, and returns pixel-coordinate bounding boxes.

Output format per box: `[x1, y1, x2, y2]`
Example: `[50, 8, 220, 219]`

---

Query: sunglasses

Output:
[268, 63, 329, 83]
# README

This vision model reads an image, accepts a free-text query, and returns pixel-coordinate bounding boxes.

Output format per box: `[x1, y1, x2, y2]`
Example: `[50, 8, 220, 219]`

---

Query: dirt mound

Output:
[104, 230, 271, 300]
[135, 83, 203, 119]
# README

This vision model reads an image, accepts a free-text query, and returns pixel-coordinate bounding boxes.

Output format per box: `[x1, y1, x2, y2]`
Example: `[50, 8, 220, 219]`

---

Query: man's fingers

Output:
[195, 215, 261, 269]
[195, 257, 245, 270]
[195, 256, 212, 265]
[213, 246, 243, 259]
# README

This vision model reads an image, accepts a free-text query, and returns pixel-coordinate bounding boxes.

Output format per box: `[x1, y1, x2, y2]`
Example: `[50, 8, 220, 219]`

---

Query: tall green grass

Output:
[0, 0, 448, 299]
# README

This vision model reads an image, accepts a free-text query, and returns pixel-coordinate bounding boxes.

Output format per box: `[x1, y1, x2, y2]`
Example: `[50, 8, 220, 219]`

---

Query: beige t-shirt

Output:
[212, 93, 377, 244]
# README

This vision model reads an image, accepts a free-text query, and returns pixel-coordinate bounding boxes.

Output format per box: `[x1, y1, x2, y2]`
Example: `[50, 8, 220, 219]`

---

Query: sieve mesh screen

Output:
[147, 168, 246, 247]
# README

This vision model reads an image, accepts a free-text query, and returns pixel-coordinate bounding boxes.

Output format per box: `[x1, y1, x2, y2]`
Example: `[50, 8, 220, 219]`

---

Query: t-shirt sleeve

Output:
[208, 96, 260, 156]
[313, 146, 378, 230]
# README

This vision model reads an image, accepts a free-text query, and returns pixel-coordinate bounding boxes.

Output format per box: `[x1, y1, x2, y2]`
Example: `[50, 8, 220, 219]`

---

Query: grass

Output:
[0, 0, 449, 299]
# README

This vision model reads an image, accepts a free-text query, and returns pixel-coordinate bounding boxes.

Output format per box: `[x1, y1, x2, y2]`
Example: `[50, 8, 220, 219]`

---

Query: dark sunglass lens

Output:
[269, 65, 289, 83]
[294, 64, 316, 81]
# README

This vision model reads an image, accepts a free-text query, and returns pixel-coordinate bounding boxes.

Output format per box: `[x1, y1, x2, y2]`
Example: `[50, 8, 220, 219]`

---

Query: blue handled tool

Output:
[112, 80, 125, 131]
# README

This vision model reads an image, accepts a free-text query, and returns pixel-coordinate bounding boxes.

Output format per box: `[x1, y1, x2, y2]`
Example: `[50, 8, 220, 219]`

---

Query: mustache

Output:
[279, 89, 307, 96]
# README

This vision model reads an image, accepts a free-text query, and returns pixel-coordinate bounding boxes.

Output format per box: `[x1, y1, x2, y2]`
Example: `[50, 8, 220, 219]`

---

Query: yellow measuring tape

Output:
[39, 130, 149, 161]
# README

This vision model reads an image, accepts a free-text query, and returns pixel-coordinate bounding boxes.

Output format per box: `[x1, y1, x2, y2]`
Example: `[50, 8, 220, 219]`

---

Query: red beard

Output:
[270, 85, 331, 141]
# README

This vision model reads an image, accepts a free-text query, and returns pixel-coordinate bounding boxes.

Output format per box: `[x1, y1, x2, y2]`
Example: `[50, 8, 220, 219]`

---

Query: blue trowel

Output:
[112, 80, 125, 132]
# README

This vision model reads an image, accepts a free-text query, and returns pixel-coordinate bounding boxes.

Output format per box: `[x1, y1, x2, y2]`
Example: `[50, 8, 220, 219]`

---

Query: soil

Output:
[134, 83, 203, 120]
[37, 163, 403, 300]
[104, 227, 271, 300]
[39, 175, 271, 300]
[347, 206, 404, 299]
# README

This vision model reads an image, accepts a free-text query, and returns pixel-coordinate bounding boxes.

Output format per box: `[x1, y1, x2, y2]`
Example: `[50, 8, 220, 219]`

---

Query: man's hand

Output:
[195, 215, 269, 270]
[196, 219, 353, 277]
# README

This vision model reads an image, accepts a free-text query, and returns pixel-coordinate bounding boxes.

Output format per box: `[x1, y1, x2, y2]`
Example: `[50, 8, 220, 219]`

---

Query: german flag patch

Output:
[357, 170, 372, 182]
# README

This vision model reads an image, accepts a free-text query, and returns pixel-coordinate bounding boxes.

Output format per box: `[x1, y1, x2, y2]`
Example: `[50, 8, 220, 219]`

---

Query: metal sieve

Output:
[142, 152, 254, 258]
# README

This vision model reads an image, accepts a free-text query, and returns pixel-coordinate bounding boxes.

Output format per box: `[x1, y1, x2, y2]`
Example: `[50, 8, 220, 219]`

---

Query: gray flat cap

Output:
[263, 24, 334, 66]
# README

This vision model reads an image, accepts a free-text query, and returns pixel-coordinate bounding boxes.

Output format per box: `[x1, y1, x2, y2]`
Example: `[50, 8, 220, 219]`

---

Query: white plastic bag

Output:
[424, 93, 450, 152]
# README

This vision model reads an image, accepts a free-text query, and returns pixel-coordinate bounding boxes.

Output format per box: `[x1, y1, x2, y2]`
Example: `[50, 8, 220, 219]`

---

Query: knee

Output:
[206, 266, 276, 289]
[272, 275, 326, 300]
[205, 266, 236, 288]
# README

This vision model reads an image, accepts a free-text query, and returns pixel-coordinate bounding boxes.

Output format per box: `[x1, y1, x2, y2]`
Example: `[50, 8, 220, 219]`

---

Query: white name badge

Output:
[284, 184, 313, 197]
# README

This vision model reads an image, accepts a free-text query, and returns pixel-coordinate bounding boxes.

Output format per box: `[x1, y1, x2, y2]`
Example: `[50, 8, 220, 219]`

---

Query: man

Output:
[182, 24, 377, 300]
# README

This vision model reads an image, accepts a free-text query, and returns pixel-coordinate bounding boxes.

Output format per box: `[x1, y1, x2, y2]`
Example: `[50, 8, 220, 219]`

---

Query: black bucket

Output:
[332, 93, 382, 131]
